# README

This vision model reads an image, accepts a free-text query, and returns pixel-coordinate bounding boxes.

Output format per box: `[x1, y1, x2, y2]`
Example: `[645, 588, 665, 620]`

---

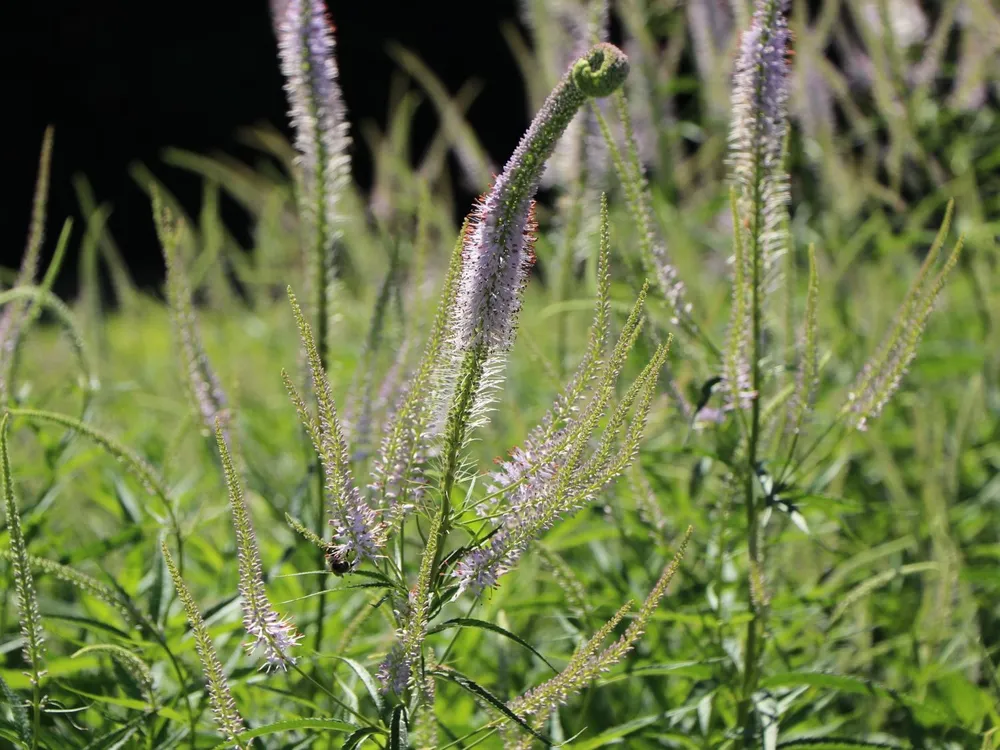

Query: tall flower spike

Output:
[1, 414, 45, 687]
[216, 423, 301, 671]
[275, 0, 351, 350]
[154, 192, 230, 435]
[729, 0, 791, 278]
[724, 0, 792, 409]
[441, 43, 629, 447]
[453, 43, 628, 356]
[162, 541, 248, 747]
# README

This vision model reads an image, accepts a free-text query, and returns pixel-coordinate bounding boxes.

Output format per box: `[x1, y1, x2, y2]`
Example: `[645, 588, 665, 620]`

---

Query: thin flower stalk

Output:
[724, 188, 755, 413]
[1, 412, 45, 749]
[343, 256, 404, 458]
[161, 541, 248, 748]
[377, 509, 442, 695]
[285, 289, 385, 562]
[155, 194, 230, 435]
[215, 422, 302, 671]
[780, 244, 819, 458]
[0, 129, 54, 404]
[275, 0, 351, 362]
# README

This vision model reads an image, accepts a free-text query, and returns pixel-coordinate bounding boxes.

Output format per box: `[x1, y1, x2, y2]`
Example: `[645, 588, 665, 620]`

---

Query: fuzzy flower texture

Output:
[724, 0, 792, 411]
[276, 0, 350, 235]
[452, 43, 629, 357]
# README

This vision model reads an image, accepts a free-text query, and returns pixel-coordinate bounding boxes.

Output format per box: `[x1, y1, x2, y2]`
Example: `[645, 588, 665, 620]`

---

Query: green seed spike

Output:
[846, 200, 954, 412]
[845, 202, 963, 429]
[161, 541, 248, 748]
[505, 526, 692, 746]
[0, 413, 45, 687]
[858, 234, 965, 429]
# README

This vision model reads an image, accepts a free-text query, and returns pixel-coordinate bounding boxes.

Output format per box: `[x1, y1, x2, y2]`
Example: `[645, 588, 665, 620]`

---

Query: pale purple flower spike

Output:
[276, 0, 351, 234]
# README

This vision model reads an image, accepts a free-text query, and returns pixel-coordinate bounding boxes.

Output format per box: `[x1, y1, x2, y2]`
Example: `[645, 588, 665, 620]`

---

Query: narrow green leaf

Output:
[0, 674, 30, 747]
[335, 656, 385, 714]
[775, 740, 905, 750]
[429, 668, 551, 746]
[343, 726, 384, 750]
[389, 704, 408, 750]
[211, 718, 356, 749]
[569, 715, 659, 750]
[426, 618, 557, 672]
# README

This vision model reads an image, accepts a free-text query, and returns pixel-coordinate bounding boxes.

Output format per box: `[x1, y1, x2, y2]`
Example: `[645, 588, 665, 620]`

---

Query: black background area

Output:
[2, 0, 524, 294]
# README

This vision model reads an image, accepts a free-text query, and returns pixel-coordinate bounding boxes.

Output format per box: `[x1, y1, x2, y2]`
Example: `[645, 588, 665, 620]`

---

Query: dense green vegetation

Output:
[2, 1, 1000, 748]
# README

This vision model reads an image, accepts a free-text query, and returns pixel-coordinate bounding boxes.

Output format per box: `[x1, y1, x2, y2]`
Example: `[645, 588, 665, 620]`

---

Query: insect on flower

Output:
[324, 544, 353, 575]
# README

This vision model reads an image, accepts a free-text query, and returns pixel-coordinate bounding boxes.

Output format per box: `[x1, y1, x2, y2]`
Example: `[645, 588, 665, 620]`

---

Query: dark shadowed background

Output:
[2, 0, 523, 294]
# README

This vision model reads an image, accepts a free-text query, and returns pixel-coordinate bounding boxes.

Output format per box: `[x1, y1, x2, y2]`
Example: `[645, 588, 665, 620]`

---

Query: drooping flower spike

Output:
[442, 42, 630, 442]
[454, 43, 628, 354]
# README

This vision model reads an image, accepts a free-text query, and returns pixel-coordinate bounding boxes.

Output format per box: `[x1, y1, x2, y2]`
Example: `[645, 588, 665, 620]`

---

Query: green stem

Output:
[431, 346, 486, 584]
[555, 139, 588, 379]
[311, 171, 331, 674]
[31, 680, 40, 750]
[737, 136, 766, 749]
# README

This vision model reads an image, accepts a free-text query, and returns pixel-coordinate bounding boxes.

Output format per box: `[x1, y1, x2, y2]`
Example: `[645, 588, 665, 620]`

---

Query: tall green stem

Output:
[431, 346, 486, 583]
[311, 153, 331, 661]
[737, 146, 766, 748]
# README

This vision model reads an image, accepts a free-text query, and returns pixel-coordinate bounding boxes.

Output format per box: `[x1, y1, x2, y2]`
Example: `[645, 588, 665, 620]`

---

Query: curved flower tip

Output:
[572, 43, 630, 98]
